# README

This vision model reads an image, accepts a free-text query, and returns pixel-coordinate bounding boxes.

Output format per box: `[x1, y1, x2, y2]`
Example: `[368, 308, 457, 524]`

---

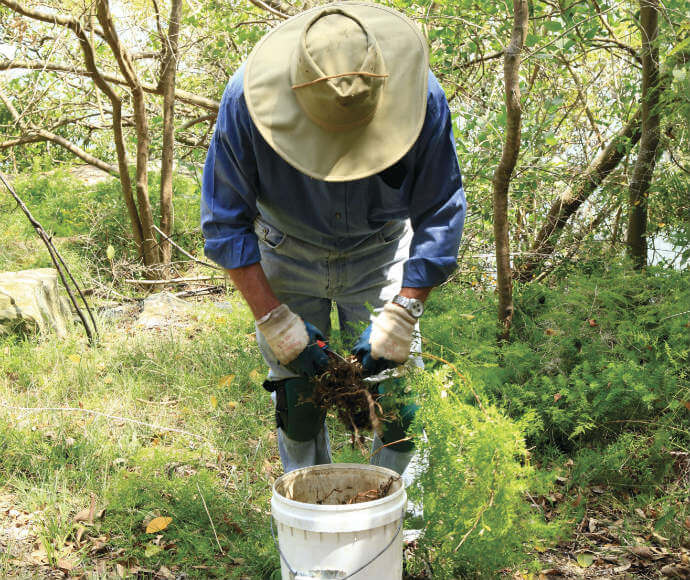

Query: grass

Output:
[1, 295, 371, 578]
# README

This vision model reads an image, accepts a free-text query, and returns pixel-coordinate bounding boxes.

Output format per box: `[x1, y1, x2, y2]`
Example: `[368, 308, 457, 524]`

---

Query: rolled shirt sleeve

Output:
[403, 74, 466, 288]
[201, 65, 261, 270]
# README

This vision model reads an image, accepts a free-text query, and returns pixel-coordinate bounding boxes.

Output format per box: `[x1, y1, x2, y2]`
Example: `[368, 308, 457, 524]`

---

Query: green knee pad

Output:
[377, 378, 419, 453]
[274, 378, 326, 442]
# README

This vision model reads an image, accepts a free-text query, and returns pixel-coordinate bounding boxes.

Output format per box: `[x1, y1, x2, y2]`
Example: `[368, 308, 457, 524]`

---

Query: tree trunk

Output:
[491, 0, 528, 340]
[158, 0, 183, 266]
[97, 0, 158, 270]
[516, 109, 642, 281]
[626, 0, 661, 268]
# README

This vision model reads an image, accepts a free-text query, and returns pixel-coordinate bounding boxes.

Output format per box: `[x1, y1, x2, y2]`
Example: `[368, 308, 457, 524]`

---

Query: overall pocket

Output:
[254, 216, 286, 249]
[376, 220, 407, 244]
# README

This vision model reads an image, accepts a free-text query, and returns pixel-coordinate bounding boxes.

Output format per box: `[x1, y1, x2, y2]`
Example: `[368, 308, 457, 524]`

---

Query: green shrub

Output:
[424, 262, 689, 452]
[406, 368, 556, 578]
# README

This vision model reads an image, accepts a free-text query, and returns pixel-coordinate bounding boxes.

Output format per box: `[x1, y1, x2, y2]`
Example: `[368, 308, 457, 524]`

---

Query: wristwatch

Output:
[391, 295, 424, 318]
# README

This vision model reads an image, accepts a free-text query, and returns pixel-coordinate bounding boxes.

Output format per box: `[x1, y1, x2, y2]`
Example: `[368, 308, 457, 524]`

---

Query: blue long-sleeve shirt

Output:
[201, 65, 466, 288]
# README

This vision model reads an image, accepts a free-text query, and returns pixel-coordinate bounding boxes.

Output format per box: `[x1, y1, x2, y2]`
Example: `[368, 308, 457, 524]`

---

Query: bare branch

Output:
[158, 0, 183, 264]
[0, 59, 220, 111]
[0, 135, 47, 149]
[516, 109, 643, 281]
[178, 113, 216, 132]
[97, 0, 158, 267]
[248, 0, 290, 19]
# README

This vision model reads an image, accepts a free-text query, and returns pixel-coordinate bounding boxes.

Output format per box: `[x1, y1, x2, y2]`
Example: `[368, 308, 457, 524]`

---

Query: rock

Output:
[136, 292, 193, 329]
[0, 269, 72, 336]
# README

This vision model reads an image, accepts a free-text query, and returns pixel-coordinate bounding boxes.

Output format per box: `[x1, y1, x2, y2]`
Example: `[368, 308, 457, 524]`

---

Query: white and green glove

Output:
[352, 302, 416, 373]
[257, 304, 329, 376]
[370, 302, 416, 363]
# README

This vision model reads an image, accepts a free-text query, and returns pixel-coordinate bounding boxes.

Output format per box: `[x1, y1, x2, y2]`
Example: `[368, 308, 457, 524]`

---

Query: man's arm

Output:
[225, 263, 280, 320]
[398, 286, 431, 303]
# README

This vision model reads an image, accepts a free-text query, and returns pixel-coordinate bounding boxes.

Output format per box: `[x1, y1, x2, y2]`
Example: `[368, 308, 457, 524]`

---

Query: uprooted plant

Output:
[310, 354, 397, 446]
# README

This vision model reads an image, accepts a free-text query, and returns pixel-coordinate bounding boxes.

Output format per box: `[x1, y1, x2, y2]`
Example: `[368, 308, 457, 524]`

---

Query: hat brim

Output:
[244, 2, 428, 182]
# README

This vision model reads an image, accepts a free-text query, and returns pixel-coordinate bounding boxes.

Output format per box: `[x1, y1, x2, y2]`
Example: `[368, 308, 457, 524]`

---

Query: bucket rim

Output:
[272, 463, 405, 512]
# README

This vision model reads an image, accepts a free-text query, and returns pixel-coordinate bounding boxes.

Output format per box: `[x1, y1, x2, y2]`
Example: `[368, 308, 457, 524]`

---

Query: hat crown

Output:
[290, 8, 387, 132]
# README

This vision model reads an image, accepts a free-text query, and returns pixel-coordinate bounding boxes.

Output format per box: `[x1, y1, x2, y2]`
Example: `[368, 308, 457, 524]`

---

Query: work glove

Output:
[256, 304, 329, 377]
[352, 302, 416, 374]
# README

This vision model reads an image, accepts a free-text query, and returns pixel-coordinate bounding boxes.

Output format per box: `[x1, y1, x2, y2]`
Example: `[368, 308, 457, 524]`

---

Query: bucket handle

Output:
[270, 508, 405, 580]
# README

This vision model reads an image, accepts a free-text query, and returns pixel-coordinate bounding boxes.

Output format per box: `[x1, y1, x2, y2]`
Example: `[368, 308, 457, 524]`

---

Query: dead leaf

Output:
[630, 545, 654, 559]
[91, 539, 109, 554]
[29, 547, 48, 564]
[75, 525, 87, 543]
[57, 558, 76, 571]
[576, 552, 594, 568]
[587, 319, 597, 327]
[545, 328, 558, 336]
[635, 508, 647, 519]
[74, 494, 97, 524]
[553, 393, 562, 403]
[227, 401, 239, 410]
[613, 558, 632, 573]
[684, 401, 690, 411]
[157, 565, 175, 579]
[68, 354, 81, 364]
[661, 563, 690, 578]
[146, 516, 172, 534]
[210, 395, 218, 409]
[653, 531, 670, 545]
[218, 374, 235, 388]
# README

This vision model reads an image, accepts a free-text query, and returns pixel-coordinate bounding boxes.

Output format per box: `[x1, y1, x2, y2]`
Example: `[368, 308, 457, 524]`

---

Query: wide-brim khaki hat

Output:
[244, 2, 428, 182]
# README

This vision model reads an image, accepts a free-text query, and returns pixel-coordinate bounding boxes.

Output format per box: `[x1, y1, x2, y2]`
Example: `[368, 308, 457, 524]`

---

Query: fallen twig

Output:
[196, 481, 225, 554]
[174, 286, 224, 298]
[124, 276, 221, 285]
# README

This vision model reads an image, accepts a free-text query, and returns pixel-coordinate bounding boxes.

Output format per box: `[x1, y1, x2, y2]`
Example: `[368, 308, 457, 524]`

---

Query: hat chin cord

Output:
[291, 71, 389, 90]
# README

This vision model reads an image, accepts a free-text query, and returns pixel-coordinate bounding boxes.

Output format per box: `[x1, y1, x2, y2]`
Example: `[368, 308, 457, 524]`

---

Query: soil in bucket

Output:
[275, 465, 402, 507]
[316, 474, 399, 505]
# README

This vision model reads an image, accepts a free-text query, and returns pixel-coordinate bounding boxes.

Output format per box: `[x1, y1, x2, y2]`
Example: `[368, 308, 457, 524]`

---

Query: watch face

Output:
[409, 299, 424, 318]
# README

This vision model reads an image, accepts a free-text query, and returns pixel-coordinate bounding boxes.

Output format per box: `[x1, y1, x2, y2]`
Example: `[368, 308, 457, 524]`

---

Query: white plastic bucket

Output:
[271, 463, 407, 580]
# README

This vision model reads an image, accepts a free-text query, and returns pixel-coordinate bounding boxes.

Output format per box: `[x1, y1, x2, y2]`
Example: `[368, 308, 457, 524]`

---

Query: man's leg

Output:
[257, 294, 333, 473]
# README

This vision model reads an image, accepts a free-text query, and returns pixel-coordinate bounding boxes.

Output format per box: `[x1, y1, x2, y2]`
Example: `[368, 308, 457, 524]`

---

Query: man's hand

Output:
[257, 304, 329, 376]
[352, 302, 416, 373]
